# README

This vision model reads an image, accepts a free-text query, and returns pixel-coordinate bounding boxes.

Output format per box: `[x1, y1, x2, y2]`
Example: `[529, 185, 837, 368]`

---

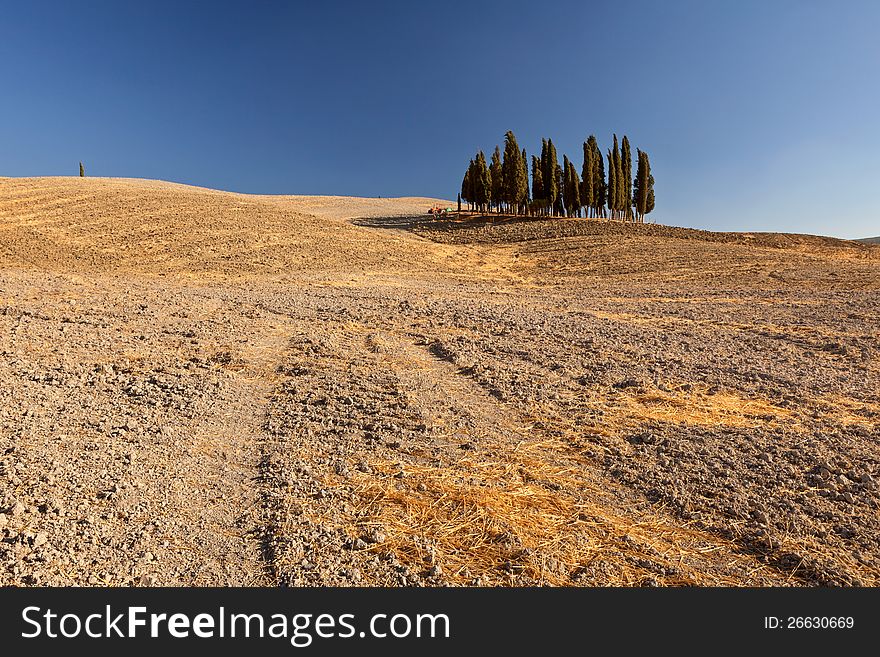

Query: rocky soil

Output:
[1, 177, 878, 586]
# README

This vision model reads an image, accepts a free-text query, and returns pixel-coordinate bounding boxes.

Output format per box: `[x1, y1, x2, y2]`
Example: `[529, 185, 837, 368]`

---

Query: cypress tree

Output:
[501, 132, 517, 212]
[563, 156, 581, 217]
[518, 149, 529, 211]
[470, 157, 479, 212]
[633, 149, 648, 223]
[486, 163, 493, 210]
[615, 138, 625, 219]
[466, 158, 480, 211]
[79, 162, 85, 177]
[609, 134, 624, 220]
[595, 144, 606, 218]
[544, 139, 559, 216]
[581, 137, 598, 217]
[490, 146, 503, 212]
[606, 147, 616, 219]
[539, 139, 549, 215]
[645, 152, 655, 220]
[461, 161, 473, 211]
[580, 140, 592, 217]
[621, 136, 633, 221]
[531, 155, 544, 213]
[470, 158, 479, 211]
[502, 131, 527, 214]
[475, 151, 491, 212]
[563, 155, 571, 217]
[553, 163, 564, 216]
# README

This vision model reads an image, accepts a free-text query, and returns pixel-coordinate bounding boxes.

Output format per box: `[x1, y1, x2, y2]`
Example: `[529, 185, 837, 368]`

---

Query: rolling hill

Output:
[1, 176, 878, 587]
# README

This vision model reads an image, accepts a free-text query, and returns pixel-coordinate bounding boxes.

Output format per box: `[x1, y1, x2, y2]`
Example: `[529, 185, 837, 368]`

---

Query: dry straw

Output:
[339, 438, 775, 587]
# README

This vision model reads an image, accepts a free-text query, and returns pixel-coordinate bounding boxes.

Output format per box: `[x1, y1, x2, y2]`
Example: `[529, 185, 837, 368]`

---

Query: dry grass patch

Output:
[600, 296, 821, 306]
[616, 386, 796, 431]
[813, 395, 880, 430]
[341, 440, 775, 586]
[563, 383, 799, 438]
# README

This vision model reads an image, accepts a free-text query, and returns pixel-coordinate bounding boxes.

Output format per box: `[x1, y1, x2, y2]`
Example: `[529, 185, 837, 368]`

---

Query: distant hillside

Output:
[410, 213, 880, 252]
[0, 176, 454, 277]
[858, 236, 880, 244]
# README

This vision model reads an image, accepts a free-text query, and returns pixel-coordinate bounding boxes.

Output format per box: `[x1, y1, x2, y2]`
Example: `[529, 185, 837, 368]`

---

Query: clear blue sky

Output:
[2, 1, 878, 238]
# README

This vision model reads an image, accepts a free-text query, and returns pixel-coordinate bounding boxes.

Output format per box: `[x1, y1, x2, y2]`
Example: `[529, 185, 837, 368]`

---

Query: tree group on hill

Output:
[460, 131, 654, 222]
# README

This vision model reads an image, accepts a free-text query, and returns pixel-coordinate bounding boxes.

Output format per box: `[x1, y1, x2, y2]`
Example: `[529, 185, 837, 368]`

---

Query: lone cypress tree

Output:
[79, 162, 85, 177]
[621, 136, 633, 221]
[645, 154, 655, 220]
[489, 146, 503, 212]
[531, 155, 544, 213]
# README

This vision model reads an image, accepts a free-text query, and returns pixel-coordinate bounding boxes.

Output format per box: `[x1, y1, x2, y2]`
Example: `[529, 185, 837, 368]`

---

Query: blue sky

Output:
[2, 1, 878, 238]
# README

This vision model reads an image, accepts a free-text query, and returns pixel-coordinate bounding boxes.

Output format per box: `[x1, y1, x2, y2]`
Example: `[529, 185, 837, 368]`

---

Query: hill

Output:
[0, 176, 456, 278]
[1, 176, 878, 588]
[858, 236, 880, 244]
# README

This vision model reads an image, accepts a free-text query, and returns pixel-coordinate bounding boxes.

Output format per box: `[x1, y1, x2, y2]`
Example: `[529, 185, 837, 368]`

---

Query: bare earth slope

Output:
[1, 177, 878, 586]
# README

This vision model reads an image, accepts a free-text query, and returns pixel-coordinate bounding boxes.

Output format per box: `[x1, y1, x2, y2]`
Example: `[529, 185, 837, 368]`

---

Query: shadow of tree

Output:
[352, 215, 440, 230]
[353, 213, 539, 234]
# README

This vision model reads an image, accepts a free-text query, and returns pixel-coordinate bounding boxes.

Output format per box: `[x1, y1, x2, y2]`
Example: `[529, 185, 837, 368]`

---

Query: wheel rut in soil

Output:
[258, 312, 789, 586]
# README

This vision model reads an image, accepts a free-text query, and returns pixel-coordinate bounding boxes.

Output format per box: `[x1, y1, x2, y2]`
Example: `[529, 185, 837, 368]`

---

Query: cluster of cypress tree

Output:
[461, 132, 530, 214]
[460, 131, 654, 222]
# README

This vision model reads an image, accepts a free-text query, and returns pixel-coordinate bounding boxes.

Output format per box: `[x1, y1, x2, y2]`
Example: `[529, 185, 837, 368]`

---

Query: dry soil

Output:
[1, 177, 878, 587]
